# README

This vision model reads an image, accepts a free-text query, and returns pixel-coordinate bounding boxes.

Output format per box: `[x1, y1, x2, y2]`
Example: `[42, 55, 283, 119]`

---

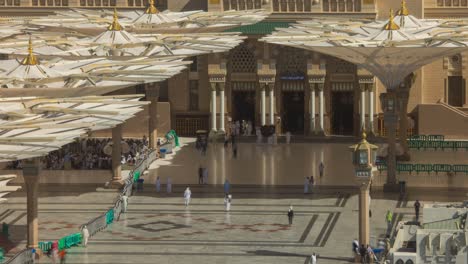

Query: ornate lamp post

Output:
[349, 132, 378, 245]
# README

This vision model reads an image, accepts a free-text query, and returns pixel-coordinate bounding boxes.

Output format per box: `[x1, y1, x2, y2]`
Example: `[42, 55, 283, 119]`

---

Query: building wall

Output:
[168, 0, 207, 11]
[0, 0, 467, 137]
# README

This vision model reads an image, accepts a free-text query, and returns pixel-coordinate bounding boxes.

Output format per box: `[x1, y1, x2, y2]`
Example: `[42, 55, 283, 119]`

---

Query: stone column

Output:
[318, 83, 325, 134]
[360, 84, 366, 132]
[22, 159, 40, 249]
[310, 84, 316, 134]
[219, 83, 225, 132]
[359, 180, 371, 246]
[257, 60, 276, 127]
[399, 90, 410, 160]
[368, 84, 375, 135]
[208, 60, 227, 135]
[381, 92, 398, 188]
[269, 84, 275, 125]
[210, 83, 217, 132]
[111, 124, 123, 187]
[386, 118, 398, 186]
[146, 84, 160, 150]
[260, 84, 266, 126]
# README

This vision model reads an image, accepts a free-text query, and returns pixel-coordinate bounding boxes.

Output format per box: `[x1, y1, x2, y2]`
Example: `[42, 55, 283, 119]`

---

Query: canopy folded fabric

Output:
[260, 5, 468, 89]
[0, 95, 148, 162]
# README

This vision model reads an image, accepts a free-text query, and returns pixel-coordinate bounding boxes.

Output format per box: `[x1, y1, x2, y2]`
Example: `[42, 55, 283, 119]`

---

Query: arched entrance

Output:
[278, 47, 307, 134]
[328, 58, 357, 136]
[229, 42, 257, 128]
[331, 83, 354, 135]
[232, 82, 256, 124]
[281, 80, 305, 134]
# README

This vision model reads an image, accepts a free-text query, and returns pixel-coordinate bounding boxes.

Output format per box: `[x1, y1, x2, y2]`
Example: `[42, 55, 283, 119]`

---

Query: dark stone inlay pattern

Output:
[320, 212, 340, 247]
[298, 215, 318, 243]
[0, 210, 14, 222]
[313, 213, 333, 247]
[128, 220, 190, 233]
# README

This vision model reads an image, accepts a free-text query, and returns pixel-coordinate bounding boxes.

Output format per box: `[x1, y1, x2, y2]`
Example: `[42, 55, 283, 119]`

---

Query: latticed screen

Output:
[230, 43, 256, 73]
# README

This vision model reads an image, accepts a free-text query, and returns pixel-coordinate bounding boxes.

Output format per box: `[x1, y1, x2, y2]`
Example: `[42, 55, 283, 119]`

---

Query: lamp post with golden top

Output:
[349, 132, 378, 246]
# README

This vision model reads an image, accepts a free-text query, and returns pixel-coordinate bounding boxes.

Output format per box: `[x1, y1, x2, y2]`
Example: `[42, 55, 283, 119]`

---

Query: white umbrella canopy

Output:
[19, 3, 268, 33]
[0, 38, 190, 96]
[260, 1, 468, 90]
[0, 95, 148, 162]
[0, 14, 249, 58]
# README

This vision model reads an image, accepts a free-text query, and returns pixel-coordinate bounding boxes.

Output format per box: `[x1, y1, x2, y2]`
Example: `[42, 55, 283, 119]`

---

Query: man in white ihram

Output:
[184, 187, 192, 207]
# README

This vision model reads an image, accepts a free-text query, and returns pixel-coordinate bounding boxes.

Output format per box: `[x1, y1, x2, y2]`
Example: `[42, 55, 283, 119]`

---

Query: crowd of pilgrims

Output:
[7, 137, 149, 170]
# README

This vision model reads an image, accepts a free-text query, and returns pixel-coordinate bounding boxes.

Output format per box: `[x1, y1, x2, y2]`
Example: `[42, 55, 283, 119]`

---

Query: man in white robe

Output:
[184, 187, 192, 207]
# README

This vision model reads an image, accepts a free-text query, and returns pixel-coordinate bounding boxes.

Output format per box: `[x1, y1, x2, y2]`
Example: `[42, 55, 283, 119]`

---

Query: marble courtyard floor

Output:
[3, 185, 468, 264]
[1, 139, 467, 263]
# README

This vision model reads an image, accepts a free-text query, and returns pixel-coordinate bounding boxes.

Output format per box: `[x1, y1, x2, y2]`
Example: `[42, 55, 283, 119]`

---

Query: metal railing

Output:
[3, 249, 33, 264]
[79, 148, 159, 236]
[3, 147, 163, 264]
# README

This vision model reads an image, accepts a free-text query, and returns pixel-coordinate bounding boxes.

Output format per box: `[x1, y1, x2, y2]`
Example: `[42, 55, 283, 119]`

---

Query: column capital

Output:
[257, 59, 276, 84]
[308, 83, 316, 91]
[145, 83, 160, 98]
[317, 83, 325, 91]
[22, 158, 41, 178]
[308, 75, 326, 84]
[208, 61, 227, 83]
[210, 82, 217, 91]
[358, 76, 375, 85]
[358, 178, 372, 191]
[218, 82, 225, 91]
[359, 83, 368, 92]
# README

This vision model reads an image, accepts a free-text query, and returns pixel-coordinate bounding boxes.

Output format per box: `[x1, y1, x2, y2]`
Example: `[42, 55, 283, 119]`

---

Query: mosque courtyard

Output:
[1, 139, 467, 264]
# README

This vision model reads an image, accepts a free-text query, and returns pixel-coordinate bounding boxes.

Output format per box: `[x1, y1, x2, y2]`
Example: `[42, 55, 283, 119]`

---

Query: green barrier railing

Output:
[133, 171, 141, 182]
[414, 164, 433, 174]
[397, 163, 414, 174]
[105, 209, 114, 225]
[408, 135, 467, 151]
[38, 241, 52, 252]
[39, 233, 83, 253]
[433, 164, 452, 174]
[166, 129, 179, 147]
[453, 165, 468, 175]
[58, 237, 66, 250]
[64, 233, 82, 249]
[0, 247, 4, 262]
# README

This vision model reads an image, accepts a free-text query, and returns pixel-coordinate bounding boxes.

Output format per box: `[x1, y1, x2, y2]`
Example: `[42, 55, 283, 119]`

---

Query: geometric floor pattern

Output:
[2, 186, 467, 263]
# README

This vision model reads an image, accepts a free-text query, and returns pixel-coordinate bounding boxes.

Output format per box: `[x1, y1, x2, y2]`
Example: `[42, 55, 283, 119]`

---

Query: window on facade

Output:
[80, 0, 116, 6]
[439, 0, 468, 6]
[189, 80, 199, 111]
[272, 0, 280, 11]
[190, 57, 198, 72]
[159, 81, 169, 102]
[323, 0, 361, 12]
